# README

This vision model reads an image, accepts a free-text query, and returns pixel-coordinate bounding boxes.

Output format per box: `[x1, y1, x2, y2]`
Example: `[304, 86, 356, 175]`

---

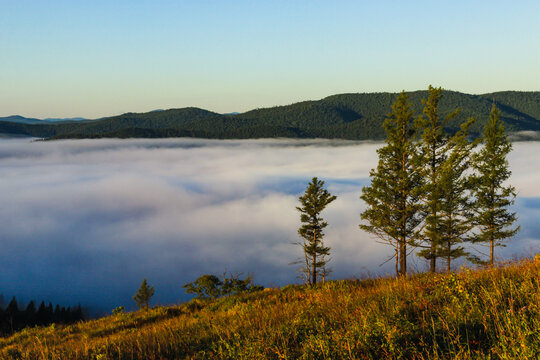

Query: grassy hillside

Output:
[1, 91, 539, 140]
[1, 257, 538, 359]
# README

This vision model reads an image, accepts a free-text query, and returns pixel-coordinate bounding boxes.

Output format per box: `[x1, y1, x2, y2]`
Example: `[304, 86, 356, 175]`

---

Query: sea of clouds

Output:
[0, 138, 538, 313]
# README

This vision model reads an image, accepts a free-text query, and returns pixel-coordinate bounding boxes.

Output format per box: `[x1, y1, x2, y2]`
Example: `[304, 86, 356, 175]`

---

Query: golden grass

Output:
[1, 257, 539, 359]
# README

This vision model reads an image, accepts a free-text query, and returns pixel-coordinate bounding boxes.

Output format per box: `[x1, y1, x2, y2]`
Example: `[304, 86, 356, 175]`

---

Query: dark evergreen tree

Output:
[0, 306, 4, 334]
[360, 92, 423, 277]
[133, 278, 155, 310]
[296, 177, 337, 285]
[25, 300, 36, 316]
[25, 300, 37, 327]
[415, 86, 459, 272]
[471, 105, 520, 265]
[65, 306, 72, 322]
[6, 297, 19, 314]
[36, 301, 48, 325]
[0, 298, 84, 335]
[5, 297, 20, 333]
[436, 118, 478, 271]
[54, 304, 61, 322]
[73, 304, 84, 322]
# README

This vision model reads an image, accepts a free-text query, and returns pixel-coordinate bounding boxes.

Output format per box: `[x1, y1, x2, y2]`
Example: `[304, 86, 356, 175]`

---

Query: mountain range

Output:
[1, 90, 539, 140]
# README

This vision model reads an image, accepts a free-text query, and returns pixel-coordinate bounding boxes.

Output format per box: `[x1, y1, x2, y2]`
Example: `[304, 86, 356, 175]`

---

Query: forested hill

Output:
[1, 91, 539, 140]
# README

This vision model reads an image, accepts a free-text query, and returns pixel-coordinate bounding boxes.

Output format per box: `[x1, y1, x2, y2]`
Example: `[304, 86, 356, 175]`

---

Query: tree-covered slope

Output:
[1, 91, 539, 140]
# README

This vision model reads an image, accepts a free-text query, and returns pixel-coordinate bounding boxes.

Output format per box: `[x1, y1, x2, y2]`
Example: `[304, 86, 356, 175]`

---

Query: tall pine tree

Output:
[415, 86, 459, 272]
[296, 177, 336, 285]
[436, 117, 478, 271]
[360, 92, 423, 277]
[472, 105, 519, 265]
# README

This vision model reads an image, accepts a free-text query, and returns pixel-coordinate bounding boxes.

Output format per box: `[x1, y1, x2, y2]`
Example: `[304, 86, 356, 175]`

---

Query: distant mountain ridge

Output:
[0, 115, 50, 125]
[0, 115, 91, 124]
[1, 90, 539, 140]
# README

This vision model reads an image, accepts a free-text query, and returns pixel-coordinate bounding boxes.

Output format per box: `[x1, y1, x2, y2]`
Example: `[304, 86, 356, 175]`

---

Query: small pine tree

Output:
[360, 92, 423, 277]
[133, 278, 155, 310]
[472, 105, 520, 265]
[296, 177, 336, 285]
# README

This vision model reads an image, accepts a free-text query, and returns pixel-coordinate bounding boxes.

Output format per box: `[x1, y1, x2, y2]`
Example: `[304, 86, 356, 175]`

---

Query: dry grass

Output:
[1, 257, 539, 359]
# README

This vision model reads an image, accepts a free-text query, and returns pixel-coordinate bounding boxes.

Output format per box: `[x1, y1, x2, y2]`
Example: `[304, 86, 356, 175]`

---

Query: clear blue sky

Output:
[1, 0, 539, 118]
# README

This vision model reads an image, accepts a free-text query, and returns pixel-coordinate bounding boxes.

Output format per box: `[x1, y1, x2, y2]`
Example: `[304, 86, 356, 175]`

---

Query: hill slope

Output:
[1, 91, 540, 140]
[1, 258, 538, 359]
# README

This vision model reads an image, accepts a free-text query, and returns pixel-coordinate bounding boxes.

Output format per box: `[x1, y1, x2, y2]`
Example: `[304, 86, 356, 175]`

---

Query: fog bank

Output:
[0, 138, 538, 313]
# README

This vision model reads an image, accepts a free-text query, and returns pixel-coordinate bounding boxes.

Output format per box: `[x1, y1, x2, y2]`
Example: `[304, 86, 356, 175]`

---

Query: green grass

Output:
[1, 257, 539, 359]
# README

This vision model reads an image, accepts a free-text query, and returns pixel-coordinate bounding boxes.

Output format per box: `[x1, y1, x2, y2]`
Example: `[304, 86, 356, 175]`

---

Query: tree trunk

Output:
[447, 241, 451, 272]
[430, 241, 436, 273]
[395, 248, 399, 277]
[490, 184, 495, 266]
[399, 237, 407, 277]
[312, 230, 317, 285]
[490, 239, 494, 267]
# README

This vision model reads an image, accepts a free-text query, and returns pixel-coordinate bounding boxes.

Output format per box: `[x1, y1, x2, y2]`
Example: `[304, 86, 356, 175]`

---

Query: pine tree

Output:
[296, 177, 336, 285]
[5, 297, 19, 332]
[36, 301, 47, 325]
[73, 304, 84, 321]
[415, 86, 459, 272]
[24, 300, 37, 327]
[133, 278, 155, 310]
[54, 304, 61, 322]
[436, 117, 478, 271]
[472, 105, 519, 265]
[360, 92, 423, 277]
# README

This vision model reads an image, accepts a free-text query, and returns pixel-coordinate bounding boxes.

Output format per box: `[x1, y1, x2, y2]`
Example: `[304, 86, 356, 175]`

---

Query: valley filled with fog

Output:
[1, 138, 538, 313]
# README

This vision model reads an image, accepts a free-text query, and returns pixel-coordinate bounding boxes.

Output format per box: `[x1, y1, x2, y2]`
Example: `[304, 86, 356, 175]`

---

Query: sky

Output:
[1, 0, 539, 119]
[0, 138, 538, 313]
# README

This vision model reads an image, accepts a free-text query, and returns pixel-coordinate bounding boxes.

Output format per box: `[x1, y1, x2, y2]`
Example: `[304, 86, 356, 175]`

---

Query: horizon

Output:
[2, 1, 539, 119]
[2, 88, 538, 120]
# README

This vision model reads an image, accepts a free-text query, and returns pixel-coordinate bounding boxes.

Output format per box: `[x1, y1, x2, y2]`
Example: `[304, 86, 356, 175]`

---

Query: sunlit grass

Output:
[1, 257, 538, 359]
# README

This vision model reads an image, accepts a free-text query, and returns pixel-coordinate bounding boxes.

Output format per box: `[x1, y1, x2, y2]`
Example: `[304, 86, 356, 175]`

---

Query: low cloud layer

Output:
[0, 138, 538, 313]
